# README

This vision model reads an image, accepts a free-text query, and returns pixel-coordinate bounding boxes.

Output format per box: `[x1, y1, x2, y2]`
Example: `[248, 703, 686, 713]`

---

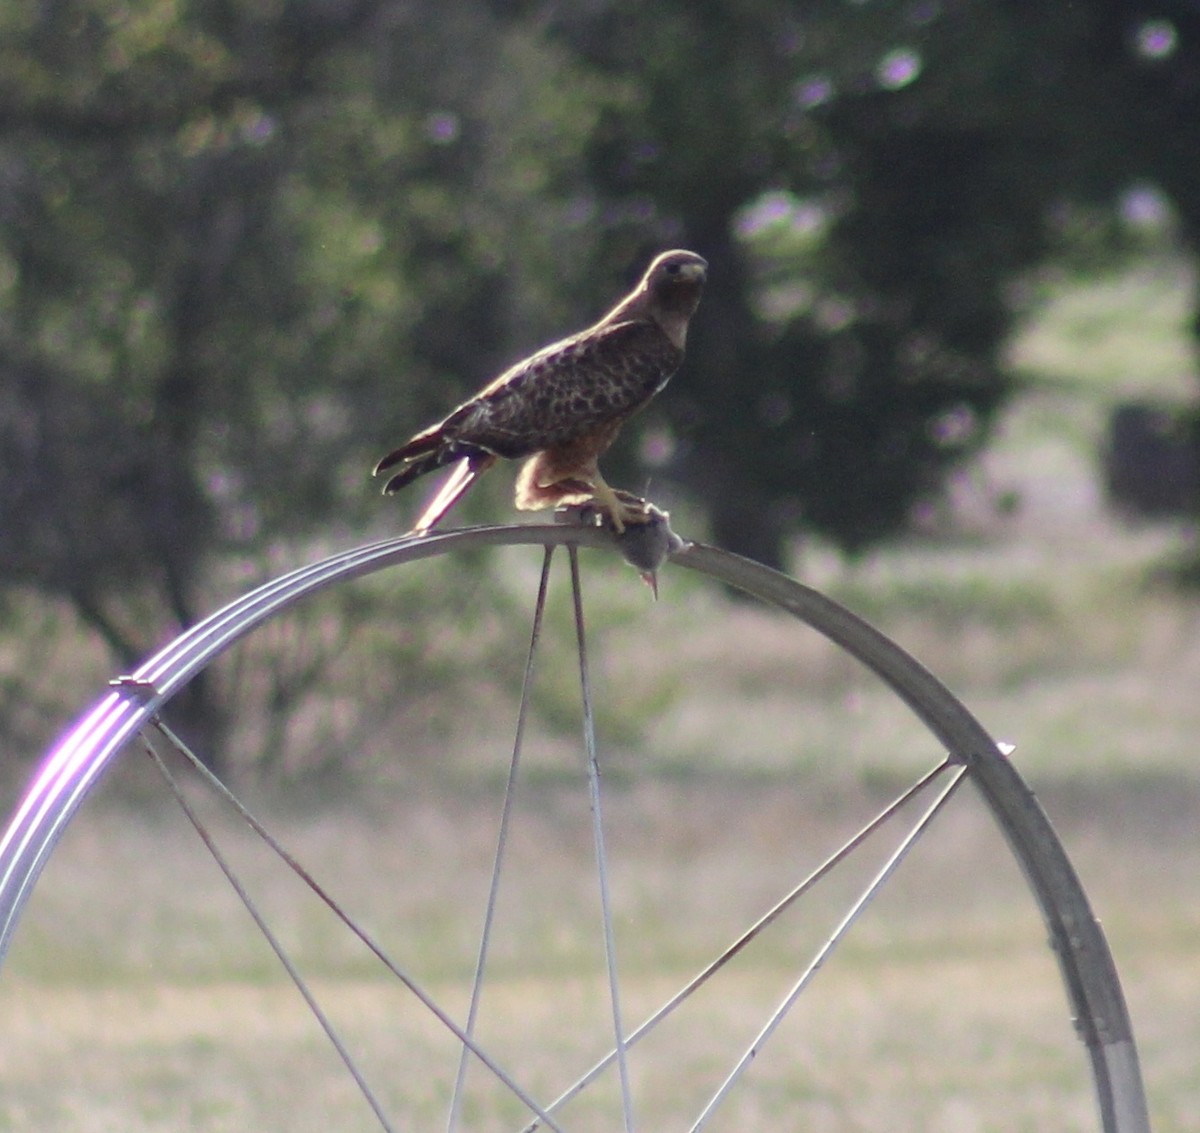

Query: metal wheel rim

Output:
[0, 522, 1150, 1132]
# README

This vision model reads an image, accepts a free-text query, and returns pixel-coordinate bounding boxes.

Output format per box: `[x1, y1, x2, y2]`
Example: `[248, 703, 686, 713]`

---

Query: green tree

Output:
[6, 0, 1200, 763]
[0, 0, 622, 758]
[534, 0, 1200, 563]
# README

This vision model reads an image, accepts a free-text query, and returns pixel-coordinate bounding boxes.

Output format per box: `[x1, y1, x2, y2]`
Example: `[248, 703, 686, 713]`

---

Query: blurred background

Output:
[2, 0, 1200, 769]
[3, 0, 1200, 773]
[3, 1, 1200, 1127]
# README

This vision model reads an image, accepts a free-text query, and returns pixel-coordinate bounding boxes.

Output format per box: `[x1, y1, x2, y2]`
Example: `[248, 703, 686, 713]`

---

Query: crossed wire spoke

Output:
[127, 542, 975, 1133]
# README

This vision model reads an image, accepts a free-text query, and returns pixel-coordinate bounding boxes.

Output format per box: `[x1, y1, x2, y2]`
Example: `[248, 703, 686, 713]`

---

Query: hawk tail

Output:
[409, 453, 496, 534]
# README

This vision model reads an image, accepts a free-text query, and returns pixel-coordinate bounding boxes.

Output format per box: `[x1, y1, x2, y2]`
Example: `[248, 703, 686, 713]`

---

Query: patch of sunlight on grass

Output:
[1008, 258, 1198, 401]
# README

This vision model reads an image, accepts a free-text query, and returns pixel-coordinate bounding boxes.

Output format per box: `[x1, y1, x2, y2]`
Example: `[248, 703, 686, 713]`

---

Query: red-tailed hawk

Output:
[374, 249, 707, 533]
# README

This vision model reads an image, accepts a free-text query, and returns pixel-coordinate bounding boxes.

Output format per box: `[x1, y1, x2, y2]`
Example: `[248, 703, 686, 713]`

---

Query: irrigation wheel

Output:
[0, 520, 1151, 1132]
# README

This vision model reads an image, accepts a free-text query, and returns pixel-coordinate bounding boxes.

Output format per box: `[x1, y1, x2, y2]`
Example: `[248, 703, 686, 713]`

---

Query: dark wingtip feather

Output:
[374, 449, 405, 477]
[382, 468, 420, 495]
[373, 449, 434, 493]
[373, 424, 446, 478]
[376, 442, 494, 496]
[374, 440, 433, 478]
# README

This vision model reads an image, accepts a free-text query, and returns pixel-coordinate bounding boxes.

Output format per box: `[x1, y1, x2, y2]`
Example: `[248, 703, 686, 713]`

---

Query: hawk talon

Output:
[610, 489, 655, 527]
[549, 493, 655, 531]
[554, 500, 684, 600]
[585, 480, 656, 534]
[553, 501, 606, 527]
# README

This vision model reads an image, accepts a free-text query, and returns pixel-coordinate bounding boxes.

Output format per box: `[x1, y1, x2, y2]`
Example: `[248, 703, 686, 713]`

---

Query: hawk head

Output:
[638, 249, 707, 345]
[645, 248, 707, 291]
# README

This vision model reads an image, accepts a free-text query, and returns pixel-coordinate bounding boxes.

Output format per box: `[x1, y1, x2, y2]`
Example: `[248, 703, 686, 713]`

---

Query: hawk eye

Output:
[665, 263, 680, 275]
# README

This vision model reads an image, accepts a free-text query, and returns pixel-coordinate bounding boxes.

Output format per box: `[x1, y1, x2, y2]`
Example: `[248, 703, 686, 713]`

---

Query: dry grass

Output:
[2, 766, 1197, 1131]
[0, 965, 1101, 1132]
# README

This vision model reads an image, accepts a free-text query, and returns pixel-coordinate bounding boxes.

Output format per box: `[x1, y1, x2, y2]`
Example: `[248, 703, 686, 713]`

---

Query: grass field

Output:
[2, 259, 1199, 1130]
[2, 772, 1198, 1131]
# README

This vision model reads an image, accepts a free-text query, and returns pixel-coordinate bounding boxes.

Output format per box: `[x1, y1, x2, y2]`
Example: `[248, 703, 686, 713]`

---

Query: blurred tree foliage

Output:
[546, 0, 1200, 558]
[2, 0, 1199, 756]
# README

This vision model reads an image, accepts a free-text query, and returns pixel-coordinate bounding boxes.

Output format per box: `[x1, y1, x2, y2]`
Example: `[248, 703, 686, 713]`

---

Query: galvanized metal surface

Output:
[0, 523, 1151, 1132]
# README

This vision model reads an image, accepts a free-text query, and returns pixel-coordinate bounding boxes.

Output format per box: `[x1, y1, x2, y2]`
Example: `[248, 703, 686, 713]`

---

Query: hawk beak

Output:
[677, 263, 706, 282]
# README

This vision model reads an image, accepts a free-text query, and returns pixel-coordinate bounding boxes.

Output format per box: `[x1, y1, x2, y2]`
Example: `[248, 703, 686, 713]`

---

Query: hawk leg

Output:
[586, 479, 654, 534]
[515, 457, 650, 534]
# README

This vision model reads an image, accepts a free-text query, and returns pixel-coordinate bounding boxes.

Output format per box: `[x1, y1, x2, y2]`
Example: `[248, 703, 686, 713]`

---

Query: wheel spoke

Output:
[142, 733, 397, 1133]
[139, 718, 567, 1133]
[568, 545, 637, 1133]
[518, 756, 955, 1132]
[688, 762, 969, 1133]
[448, 547, 556, 1133]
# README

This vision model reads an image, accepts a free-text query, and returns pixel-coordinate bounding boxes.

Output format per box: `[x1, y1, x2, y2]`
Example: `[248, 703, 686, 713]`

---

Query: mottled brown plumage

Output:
[374, 249, 707, 533]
